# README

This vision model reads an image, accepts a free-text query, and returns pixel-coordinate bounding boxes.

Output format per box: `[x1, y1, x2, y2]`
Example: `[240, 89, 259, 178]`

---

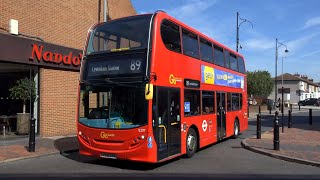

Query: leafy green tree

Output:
[9, 78, 36, 113]
[247, 70, 273, 97]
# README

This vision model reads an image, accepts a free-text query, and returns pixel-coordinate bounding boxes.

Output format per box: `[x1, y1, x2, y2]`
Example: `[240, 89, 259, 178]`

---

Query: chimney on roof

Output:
[301, 75, 308, 80]
[293, 73, 300, 77]
[309, 79, 313, 82]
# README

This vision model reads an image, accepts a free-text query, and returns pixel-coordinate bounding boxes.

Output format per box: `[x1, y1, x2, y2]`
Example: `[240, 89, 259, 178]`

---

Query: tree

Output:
[247, 70, 273, 97]
[9, 77, 36, 113]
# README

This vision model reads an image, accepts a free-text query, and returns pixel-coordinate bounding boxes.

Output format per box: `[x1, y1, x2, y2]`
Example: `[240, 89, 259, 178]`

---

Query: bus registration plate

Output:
[100, 153, 117, 159]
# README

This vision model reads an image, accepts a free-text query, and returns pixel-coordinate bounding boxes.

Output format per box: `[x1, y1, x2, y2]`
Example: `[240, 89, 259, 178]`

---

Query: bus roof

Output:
[154, 11, 244, 59]
[91, 11, 244, 59]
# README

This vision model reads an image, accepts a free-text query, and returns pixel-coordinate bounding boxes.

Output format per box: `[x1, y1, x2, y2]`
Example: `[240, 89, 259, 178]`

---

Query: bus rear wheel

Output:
[186, 128, 197, 158]
[233, 120, 240, 139]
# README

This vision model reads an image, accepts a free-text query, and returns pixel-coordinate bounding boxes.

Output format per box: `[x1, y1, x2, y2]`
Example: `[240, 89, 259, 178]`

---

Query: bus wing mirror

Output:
[145, 83, 153, 100]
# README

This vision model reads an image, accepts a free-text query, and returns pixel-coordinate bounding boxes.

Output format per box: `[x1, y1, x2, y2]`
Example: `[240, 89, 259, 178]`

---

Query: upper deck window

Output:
[161, 20, 181, 53]
[200, 38, 213, 63]
[182, 28, 199, 59]
[86, 15, 152, 55]
[238, 56, 246, 73]
[214, 45, 225, 67]
[229, 53, 238, 71]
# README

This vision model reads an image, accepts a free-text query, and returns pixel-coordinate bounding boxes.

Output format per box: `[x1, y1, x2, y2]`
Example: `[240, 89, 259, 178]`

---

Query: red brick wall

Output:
[1, 0, 136, 137]
[39, 68, 79, 136]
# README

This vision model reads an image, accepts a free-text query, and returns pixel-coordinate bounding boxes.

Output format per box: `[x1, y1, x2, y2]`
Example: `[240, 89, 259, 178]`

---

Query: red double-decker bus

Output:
[77, 11, 248, 163]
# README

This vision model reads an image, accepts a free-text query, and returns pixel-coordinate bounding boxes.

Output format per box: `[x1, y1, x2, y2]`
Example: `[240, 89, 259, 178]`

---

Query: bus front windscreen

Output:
[86, 14, 152, 55]
[78, 84, 148, 129]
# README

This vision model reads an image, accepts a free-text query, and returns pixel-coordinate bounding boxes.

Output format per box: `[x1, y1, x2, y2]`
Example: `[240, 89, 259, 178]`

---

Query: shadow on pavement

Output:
[60, 150, 181, 171]
[0, 174, 320, 180]
[58, 137, 234, 171]
[54, 136, 79, 153]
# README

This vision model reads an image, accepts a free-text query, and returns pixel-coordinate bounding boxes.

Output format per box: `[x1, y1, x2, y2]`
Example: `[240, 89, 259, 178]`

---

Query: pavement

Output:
[244, 107, 320, 167]
[0, 107, 319, 168]
[241, 124, 320, 167]
[0, 135, 79, 164]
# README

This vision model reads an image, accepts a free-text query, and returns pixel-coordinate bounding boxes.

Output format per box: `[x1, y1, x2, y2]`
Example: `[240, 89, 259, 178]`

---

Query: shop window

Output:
[202, 91, 214, 114]
[184, 90, 200, 116]
[161, 20, 181, 53]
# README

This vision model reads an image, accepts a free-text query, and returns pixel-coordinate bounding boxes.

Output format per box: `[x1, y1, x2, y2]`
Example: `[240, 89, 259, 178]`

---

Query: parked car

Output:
[247, 98, 257, 105]
[261, 99, 275, 109]
[298, 98, 320, 106]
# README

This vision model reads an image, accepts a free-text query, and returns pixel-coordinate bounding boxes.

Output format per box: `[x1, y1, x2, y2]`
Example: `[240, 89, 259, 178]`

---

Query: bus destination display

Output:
[86, 58, 145, 78]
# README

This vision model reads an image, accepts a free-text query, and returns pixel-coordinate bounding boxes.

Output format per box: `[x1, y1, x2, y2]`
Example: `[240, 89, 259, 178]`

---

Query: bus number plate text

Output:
[100, 153, 117, 159]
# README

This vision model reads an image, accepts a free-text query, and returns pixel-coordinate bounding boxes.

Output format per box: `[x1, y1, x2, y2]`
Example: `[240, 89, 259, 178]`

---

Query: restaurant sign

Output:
[29, 44, 82, 67]
[0, 33, 82, 71]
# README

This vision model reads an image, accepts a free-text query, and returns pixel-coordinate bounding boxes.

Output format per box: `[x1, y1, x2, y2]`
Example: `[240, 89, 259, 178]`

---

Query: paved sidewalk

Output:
[0, 135, 78, 163]
[242, 124, 320, 167]
[0, 109, 318, 166]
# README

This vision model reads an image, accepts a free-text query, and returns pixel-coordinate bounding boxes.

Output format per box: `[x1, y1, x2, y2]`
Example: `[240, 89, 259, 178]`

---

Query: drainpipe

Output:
[104, 0, 108, 22]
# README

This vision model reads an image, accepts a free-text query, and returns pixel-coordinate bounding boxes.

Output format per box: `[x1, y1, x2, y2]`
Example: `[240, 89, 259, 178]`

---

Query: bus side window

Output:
[182, 28, 199, 59]
[231, 93, 240, 111]
[184, 90, 200, 116]
[238, 56, 246, 73]
[227, 93, 232, 111]
[230, 53, 238, 71]
[202, 91, 214, 114]
[200, 38, 214, 64]
[214, 45, 225, 67]
[161, 20, 181, 53]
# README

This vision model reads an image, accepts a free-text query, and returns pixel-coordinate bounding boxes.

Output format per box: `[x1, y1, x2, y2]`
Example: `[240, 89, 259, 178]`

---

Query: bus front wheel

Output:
[186, 128, 197, 158]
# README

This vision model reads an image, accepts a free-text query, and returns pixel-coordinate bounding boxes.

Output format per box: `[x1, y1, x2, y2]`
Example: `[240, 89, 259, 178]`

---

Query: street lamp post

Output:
[236, 12, 253, 52]
[275, 39, 289, 134]
[274, 38, 289, 107]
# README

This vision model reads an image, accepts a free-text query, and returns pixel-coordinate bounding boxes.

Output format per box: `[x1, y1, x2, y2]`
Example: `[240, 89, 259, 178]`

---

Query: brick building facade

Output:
[0, 0, 136, 137]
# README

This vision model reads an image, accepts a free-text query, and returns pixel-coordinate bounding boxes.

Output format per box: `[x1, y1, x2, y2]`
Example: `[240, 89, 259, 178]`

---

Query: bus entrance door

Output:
[156, 87, 181, 161]
[217, 92, 226, 140]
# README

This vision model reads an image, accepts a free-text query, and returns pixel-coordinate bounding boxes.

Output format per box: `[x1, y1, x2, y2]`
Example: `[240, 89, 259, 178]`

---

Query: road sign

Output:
[278, 88, 290, 93]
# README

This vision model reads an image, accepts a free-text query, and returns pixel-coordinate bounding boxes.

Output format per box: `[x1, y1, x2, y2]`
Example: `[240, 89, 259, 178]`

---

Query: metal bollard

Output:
[28, 117, 36, 152]
[269, 105, 272, 114]
[258, 106, 261, 115]
[274, 111, 280, 150]
[257, 114, 261, 139]
[309, 109, 312, 125]
[288, 110, 292, 128]
[290, 104, 292, 112]
[2, 125, 5, 138]
[281, 106, 284, 133]
[299, 105, 300, 111]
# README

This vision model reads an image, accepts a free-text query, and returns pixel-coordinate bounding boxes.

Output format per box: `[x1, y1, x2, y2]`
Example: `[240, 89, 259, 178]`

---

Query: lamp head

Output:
[284, 49, 289, 53]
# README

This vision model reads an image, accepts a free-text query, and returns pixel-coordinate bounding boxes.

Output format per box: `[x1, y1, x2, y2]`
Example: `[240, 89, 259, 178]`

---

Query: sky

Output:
[131, 0, 320, 82]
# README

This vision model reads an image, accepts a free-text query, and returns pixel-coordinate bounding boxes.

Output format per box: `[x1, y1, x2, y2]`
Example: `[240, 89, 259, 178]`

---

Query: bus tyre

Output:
[186, 128, 197, 158]
[233, 120, 240, 139]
